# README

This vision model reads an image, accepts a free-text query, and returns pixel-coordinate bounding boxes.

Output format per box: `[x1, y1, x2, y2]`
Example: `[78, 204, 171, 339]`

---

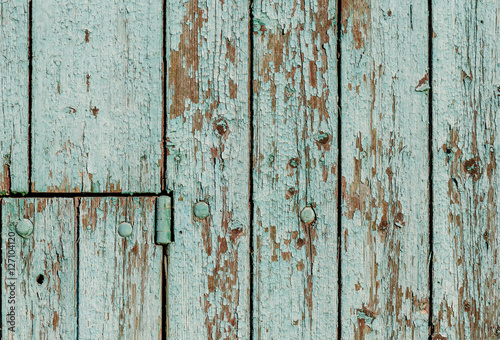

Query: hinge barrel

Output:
[156, 196, 172, 245]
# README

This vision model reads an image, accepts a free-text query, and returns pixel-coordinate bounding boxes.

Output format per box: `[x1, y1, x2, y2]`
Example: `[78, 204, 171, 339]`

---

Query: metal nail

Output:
[300, 207, 315, 224]
[193, 202, 210, 219]
[118, 222, 133, 238]
[16, 219, 34, 238]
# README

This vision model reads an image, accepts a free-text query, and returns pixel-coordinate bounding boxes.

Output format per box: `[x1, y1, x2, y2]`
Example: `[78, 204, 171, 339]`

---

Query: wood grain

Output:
[0, 0, 29, 194]
[78, 197, 162, 339]
[165, 0, 251, 338]
[252, 0, 339, 338]
[432, 1, 500, 338]
[31, 0, 163, 193]
[340, 0, 430, 338]
[1, 198, 77, 339]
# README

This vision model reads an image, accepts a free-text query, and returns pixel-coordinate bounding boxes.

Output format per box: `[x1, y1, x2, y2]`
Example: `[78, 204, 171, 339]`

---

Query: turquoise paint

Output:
[252, 0, 339, 338]
[2, 198, 78, 338]
[340, 0, 430, 338]
[432, 0, 500, 337]
[165, 0, 251, 337]
[0, 0, 29, 194]
[31, 0, 163, 193]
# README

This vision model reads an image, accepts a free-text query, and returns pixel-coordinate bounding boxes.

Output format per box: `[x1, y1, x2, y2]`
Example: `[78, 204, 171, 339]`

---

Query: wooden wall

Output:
[0, 0, 498, 338]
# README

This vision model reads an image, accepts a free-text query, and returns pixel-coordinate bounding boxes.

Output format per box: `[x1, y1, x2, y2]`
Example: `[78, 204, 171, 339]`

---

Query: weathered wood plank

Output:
[252, 0, 339, 338]
[165, 0, 251, 337]
[432, 1, 500, 338]
[78, 197, 162, 339]
[31, 0, 163, 193]
[0, 0, 29, 194]
[340, 0, 430, 338]
[1, 198, 77, 339]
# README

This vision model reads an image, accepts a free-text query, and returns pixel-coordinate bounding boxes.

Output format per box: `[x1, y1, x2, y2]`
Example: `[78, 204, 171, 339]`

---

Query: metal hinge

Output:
[155, 196, 172, 245]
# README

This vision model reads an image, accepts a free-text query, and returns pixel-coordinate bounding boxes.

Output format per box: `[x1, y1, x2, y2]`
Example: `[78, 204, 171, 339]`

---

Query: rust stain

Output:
[91, 106, 99, 118]
[84, 29, 90, 43]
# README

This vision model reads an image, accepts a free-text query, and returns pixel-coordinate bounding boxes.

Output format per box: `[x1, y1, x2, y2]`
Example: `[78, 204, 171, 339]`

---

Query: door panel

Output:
[1, 197, 163, 339]
[31, 0, 163, 193]
[0, 0, 29, 194]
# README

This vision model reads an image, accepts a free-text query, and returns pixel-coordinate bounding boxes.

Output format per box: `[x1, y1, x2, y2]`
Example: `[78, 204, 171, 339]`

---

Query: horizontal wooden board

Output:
[0, 0, 29, 194]
[31, 0, 163, 193]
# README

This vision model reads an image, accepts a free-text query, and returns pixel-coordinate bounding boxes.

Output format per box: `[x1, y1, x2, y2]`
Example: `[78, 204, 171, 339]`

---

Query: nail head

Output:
[300, 207, 315, 224]
[193, 202, 210, 219]
[118, 222, 133, 238]
[16, 219, 34, 238]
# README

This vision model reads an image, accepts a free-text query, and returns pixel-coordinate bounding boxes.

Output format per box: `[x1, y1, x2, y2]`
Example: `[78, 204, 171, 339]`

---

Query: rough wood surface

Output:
[31, 0, 163, 193]
[1, 198, 77, 339]
[0, 0, 29, 194]
[252, 0, 339, 338]
[78, 197, 162, 339]
[340, 0, 430, 338]
[432, 1, 500, 338]
[164, 0, 251, 338]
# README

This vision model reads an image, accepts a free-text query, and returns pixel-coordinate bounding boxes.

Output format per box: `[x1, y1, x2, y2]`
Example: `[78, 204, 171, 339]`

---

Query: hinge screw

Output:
[16, 219, 34, 238]
[118, 222, 133, 238]
[193, 202, 210, 219]
[300, 207, 315, 224]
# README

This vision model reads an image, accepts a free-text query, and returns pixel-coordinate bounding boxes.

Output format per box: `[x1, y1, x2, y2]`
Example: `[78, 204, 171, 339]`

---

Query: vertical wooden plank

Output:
[0, 0, 29, 194]
[31, 0, 163, 193]
[1, 198, 77, 339]
[78, 197, 162, 339]
[165, 0, 250, 337]
[340, 0, 430, 338]
[252, 0, 338, 338]
[432, 1, 500, 338]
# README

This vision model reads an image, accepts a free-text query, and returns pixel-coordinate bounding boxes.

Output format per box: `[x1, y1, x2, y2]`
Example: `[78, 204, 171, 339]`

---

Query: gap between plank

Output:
[336, 0, 343, 338]
[161, 0, 168, 194]
[75, 198, 81, 338]
[248, 0, 255, 337]
[0, 192, 162, 198]
[27, 0, 33, 193]
[161, 0, 169, 336]
[427, 0, 435, 337]
[0, 200, 3, 340]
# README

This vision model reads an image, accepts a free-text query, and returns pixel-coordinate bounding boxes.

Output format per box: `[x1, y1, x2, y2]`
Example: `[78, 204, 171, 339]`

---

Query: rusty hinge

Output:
[155, 196, 172, 245]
